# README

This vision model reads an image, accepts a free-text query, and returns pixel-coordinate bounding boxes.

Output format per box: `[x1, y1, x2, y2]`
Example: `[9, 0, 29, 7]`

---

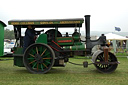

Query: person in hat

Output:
[23, 25, 43, 53]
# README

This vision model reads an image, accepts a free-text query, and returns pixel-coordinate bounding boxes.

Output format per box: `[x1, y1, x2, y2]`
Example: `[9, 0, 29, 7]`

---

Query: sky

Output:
[0, 0, 128, 32]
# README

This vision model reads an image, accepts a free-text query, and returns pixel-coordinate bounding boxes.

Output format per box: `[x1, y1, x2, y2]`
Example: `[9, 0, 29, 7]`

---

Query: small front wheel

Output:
[92, 50, 118, 73]
[23, 43, 55, 74]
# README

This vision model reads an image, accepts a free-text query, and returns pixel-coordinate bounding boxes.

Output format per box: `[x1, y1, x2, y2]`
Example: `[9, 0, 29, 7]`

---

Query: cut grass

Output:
[0, 57, 128, 85]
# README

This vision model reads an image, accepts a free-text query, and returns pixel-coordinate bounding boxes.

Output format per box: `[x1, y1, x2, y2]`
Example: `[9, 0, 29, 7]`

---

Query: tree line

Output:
[4, 29, 15, 39]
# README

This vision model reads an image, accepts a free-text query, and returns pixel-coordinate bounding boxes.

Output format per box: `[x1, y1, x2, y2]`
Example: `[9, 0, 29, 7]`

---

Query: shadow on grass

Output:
[8, 67, 121, 75]
[12, 67, 67, 74]
[48, 68, 67, 74]
[14, 69, 30, 74]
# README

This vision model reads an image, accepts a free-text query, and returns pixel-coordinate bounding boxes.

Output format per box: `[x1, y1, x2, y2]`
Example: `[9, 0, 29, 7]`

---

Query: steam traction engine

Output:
[8, 15, 119, 74]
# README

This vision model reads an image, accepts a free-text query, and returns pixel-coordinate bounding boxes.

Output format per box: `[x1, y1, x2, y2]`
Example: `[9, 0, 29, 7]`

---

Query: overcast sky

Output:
[0, 0, 128, 32]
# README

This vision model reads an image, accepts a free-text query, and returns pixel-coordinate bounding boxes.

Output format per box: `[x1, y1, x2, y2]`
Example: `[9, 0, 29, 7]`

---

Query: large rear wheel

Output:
[23, 43, 55, 74]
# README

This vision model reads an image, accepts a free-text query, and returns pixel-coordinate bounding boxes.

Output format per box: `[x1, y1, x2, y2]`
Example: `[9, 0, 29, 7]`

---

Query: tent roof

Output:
[105, 33, 128, 40]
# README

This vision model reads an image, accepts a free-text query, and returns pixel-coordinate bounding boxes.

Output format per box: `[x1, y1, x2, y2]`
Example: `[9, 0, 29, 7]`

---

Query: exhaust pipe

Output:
[84, 15, 106, 54]
[84, 15, 91, 50]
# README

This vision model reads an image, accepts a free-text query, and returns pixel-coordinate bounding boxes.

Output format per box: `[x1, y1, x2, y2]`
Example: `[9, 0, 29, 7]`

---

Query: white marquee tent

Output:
[105, 33, 128, 40]
[105, 33, 128, 53]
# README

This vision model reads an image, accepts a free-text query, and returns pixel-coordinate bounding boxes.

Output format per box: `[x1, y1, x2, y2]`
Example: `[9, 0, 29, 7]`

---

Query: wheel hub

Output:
[35, 54, 43, 63]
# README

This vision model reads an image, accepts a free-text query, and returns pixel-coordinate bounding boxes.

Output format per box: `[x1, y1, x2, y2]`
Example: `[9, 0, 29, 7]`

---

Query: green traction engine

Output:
[8, 15, 119, 74]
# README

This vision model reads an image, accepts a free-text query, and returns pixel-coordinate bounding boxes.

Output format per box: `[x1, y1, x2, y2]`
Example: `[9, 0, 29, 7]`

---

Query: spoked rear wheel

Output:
[92, 50, 118, 73]
[23, 43, 55, 74]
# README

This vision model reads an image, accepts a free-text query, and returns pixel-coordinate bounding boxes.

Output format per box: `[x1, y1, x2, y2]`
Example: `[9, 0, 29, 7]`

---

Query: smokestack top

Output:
[84, 15, 91, 17]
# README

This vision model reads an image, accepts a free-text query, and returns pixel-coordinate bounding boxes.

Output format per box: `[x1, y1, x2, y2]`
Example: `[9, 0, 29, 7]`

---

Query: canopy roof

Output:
[8, 18, 84, 28]
[0, 21, 6, 27]
[105, 33, 128, 40]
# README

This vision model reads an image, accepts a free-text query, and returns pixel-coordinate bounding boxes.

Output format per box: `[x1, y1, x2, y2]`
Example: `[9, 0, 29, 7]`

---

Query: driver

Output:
[23, 25, 36, 53]
[23, 25, 43, 53]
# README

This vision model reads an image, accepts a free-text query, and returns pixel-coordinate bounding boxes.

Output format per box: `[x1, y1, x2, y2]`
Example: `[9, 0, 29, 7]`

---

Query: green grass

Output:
[110, 49, 128, 56]
[116, 52, 128, 56]
[0, 57, 128, 85]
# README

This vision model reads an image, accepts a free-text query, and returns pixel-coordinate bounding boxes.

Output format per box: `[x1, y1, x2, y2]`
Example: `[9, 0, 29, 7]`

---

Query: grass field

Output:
[0, 57, 128, 85]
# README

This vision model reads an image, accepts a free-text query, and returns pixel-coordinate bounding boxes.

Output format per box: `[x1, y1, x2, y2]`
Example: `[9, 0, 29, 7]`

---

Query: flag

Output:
[115, 27, 121, 31]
